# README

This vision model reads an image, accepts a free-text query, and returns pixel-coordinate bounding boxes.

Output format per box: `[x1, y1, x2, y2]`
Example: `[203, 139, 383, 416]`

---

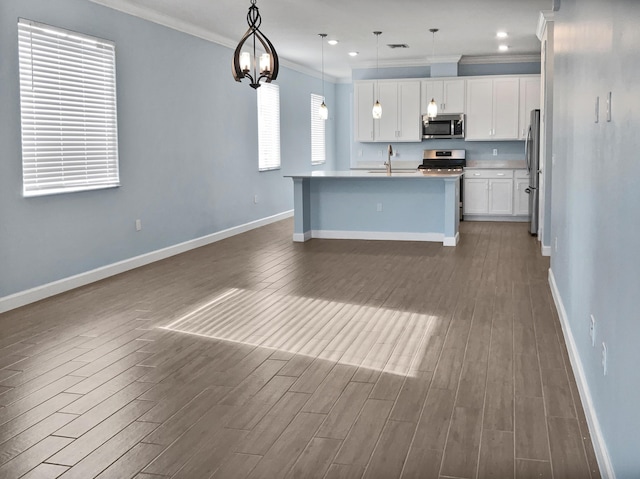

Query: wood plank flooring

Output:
[0, 219, 600, 478]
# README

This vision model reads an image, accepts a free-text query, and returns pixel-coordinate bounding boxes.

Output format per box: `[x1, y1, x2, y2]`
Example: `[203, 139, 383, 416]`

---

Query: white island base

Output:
[286, 171, 463, 247]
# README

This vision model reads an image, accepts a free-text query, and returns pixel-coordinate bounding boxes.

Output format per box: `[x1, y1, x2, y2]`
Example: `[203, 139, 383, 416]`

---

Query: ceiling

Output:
[89, 0, 551, 81]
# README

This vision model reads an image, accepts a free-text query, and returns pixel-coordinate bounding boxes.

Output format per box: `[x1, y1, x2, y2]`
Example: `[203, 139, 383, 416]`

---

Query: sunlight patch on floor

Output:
[161, 288, 439, 378]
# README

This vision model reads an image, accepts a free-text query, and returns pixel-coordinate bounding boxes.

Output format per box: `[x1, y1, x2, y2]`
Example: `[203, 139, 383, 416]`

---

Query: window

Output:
[18, 19, 119, 197]
[257, 83, 281, 171]
[310, 94, 326, 166]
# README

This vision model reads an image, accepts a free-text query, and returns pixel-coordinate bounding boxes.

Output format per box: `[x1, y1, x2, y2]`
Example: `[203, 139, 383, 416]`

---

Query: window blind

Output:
[310, 94, 326, 165]
[257, 83, 281, 171]
[18, 19, 120, 197]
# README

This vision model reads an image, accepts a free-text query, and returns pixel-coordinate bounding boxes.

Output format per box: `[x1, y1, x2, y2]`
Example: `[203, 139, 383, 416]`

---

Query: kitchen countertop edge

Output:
[285, 170, 463, 179]
[464, 160, 527, 169]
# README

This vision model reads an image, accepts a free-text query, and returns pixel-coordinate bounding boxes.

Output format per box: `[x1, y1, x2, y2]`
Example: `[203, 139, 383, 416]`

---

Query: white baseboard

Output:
[292, 231, 312, 242]
[541, 244, 551, 256]
[548, 269, 615, 479]
[443, 232, 459, 247]
[311, 230, 445, 243]
[0, 210, 293, 314]
[463, 215, 529, 222]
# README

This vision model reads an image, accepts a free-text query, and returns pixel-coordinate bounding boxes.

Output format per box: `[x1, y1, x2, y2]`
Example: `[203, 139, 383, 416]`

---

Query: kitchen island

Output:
[285, 170, 463, 246]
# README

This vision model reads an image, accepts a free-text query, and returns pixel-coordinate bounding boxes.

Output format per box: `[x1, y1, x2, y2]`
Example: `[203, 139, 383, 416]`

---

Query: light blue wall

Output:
[310, 178, 445, 233]
[551, 1, 640, 477]
[353, 62, 540, 81]
[347, 140, 526, 170]
[0, 0, 335, 298]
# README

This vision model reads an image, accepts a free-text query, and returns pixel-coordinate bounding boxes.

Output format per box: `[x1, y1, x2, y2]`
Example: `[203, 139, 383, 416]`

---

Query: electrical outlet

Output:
[589, 314, 596, 347]
[376, 202, 383, 212]
[253, 195, 258, 204]
[135, 219, 142, 231]
[554, 237, 558, 252]
[601, 342, 607, 375]
[378, 150, 383, 157]
[358, 149, 363, 157]
[493, 148, 498, 156]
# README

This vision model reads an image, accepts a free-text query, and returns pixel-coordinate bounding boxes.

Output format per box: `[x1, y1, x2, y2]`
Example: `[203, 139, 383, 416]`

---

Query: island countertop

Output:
[285, 170, 464, 179]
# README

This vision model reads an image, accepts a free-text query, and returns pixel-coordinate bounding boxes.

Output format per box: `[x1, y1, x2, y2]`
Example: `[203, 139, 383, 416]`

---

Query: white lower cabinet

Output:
[464, 169, 529, 219]
[462, 179, 490, 214]
[514, 170, 531, 216]
[488, 179, 513, 215]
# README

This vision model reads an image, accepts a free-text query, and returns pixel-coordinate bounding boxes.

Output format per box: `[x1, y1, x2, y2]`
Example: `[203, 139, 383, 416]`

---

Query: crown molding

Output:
[537, 10, 556, 40]
[459, 54, 541, 65]
[88, 0, 340, 83]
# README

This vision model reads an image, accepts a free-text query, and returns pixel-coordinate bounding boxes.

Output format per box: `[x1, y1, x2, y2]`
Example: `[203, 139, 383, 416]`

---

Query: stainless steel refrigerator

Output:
[525, 109, 541, 236]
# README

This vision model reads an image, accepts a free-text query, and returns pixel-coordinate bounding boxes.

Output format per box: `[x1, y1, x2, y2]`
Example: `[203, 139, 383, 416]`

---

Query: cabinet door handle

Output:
[497, 173, 505, 176]
[474, 173, 481, 176]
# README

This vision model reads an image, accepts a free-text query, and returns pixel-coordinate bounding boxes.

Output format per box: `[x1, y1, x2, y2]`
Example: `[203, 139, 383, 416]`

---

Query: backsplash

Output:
[346, 139, 526, 169]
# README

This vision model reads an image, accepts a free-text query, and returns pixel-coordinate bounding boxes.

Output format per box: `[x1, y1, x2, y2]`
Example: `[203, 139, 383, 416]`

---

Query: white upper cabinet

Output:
[465, 76, 519, 141]
[355, 80, 421, 143]
[420, 79, 465, 115]
[355, 75, 539, 143]
[492, 77, 520, 140]
[518, 76, 541, 139]
[465, 78, 493, 140]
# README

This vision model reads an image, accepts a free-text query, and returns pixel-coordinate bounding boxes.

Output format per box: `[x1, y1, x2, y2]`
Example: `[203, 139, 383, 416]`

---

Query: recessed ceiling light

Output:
[348, 51, 359, 56]
[498, 44, 509, 52]
[496, 31, 508, 39]
[327, 39, 338, 46]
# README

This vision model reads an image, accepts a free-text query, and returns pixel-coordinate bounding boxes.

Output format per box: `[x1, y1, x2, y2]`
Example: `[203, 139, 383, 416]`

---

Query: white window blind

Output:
[257, 83, 281, 171]
[310, 94, 326, 166]
[18, 19, 119, 197]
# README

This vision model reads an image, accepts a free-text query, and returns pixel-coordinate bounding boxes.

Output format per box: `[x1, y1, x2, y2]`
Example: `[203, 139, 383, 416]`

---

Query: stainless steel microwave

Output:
[422, 113, 465, 139]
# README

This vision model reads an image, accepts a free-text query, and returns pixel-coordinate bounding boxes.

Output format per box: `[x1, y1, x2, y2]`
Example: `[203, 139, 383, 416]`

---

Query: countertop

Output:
[285, 170, 463, 179]
[464, 160, 526, 169]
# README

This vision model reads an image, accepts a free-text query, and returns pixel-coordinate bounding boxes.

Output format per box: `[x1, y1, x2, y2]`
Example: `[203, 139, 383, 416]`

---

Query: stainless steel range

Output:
[419, 149, 466, 219]
[418, 149, 466, 172]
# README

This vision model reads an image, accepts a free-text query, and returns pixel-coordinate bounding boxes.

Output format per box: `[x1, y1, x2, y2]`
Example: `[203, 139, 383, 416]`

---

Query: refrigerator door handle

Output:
[525, 126, 532, 172]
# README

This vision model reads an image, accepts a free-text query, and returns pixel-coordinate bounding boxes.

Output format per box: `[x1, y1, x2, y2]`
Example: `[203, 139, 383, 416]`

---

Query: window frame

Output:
[257, 83, 281, 172]
[310, 93, 326, 166]
[18, 18, 120, 197]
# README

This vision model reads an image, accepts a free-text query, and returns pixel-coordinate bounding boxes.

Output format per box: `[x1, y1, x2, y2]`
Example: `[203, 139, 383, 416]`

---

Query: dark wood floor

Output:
[0, 219, 600, 479]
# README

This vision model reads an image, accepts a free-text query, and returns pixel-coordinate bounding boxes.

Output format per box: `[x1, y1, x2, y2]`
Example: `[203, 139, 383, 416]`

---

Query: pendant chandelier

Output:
[232, 0, 279, 89]
[372, 31, 382, 119]
[427, 28, 439, 120]
[318, 34, 328, 120]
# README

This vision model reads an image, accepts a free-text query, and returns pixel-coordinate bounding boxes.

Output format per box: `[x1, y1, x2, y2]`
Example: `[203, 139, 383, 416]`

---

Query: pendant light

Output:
[372, 31, 382, 119]
[232, 0, 279, 89]
[318, 34, 328, 120]
[427, 28, 439, 120]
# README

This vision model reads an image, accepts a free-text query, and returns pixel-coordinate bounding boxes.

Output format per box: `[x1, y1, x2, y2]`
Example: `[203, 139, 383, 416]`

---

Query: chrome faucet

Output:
[384, 144, 393, 175]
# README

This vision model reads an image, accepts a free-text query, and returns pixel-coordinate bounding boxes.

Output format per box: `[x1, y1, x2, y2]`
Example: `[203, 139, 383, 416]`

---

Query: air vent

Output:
[387, 44, 409, 49]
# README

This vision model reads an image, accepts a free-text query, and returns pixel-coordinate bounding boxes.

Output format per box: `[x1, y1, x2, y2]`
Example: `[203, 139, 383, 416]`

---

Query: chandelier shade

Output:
[232, 0, 279, 89]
